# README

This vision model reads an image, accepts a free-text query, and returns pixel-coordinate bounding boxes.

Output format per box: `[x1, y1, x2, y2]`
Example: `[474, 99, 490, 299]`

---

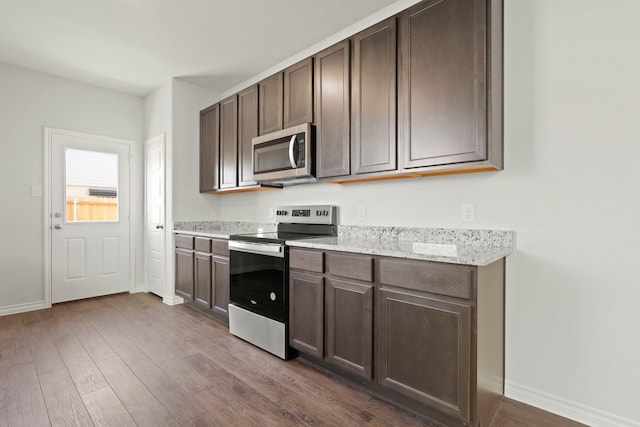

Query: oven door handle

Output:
[229, 240, 285, 258]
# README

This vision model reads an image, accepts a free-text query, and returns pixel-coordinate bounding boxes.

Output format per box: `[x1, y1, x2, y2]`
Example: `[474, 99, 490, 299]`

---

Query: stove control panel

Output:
[275, 205, 337, 225]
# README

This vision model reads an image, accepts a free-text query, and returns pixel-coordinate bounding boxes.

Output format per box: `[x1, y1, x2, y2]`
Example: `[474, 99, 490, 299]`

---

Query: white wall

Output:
[172, 1, 640, 425]
[0, 61, 144, 313]
[171, 79, 220, 220]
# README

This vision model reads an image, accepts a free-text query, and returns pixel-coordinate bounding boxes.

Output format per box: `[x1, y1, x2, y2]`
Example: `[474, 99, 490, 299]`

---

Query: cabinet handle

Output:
[156, 225, 164, 229]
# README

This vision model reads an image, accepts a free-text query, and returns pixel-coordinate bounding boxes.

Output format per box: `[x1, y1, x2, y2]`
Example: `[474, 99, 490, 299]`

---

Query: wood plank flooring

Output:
[0, 293, 585, 427]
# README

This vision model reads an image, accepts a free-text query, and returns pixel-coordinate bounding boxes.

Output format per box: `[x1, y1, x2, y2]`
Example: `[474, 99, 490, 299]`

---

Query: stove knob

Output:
[316, 210, 321, 216]
[323, 210, 329, 216]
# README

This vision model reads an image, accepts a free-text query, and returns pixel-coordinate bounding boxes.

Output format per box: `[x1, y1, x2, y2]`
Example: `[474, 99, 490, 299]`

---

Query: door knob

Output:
[156, 225, 164, 230]
[54, 224, 63, 230]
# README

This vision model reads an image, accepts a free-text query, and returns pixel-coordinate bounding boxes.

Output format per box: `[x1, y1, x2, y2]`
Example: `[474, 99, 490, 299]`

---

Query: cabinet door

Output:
[315, 40, 351, 179]
[259, 73, 283, 135]
[238, 85, 258, 187]
[219, 95, 238, 189]
[325, 278, 373, 379]
[175, 248, 194, 301]
[289, 271, 324, 358]
[212, 256, 229, 318]
[284, 57, 313, 128]
[398, 0, 486, 169]
[352, 18, 397, 175]
[378, 287, 471, 422]
[199, 104, 219, 192]
[194, 252, 212, 308]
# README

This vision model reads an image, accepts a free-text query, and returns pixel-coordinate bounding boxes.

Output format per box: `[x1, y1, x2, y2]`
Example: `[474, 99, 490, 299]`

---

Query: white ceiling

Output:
[0, 0, 398, 97]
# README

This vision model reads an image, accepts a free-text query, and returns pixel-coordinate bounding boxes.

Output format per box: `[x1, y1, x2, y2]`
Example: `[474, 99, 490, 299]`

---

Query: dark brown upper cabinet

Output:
[219, 95, 238, 189]
[199, 104, 219, 193]
[258, 73, 283, 135]
[238, 85, 258, 187]
[284, 58, 313, 128]
[351, 17, 397, 175]
[398, 0, 500, 171]
[314, 40, 351, 179]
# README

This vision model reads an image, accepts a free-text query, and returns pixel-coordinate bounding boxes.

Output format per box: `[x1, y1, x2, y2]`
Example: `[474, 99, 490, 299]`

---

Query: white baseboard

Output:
[130, 283, 147, 294]
[163, 295, 184, 306]
[506, 381, 639, 427]
[0, 300, 50, 316]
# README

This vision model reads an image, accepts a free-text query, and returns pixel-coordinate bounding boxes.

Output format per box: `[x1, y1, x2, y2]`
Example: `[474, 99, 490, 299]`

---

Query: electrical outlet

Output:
[461, 203, 475, 223]
[31, 185, 42, 197]
[357, 205, 366, 221]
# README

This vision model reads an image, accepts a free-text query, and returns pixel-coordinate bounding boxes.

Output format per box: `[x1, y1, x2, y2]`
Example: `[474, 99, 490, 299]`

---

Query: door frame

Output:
[43, 127, 135, 308]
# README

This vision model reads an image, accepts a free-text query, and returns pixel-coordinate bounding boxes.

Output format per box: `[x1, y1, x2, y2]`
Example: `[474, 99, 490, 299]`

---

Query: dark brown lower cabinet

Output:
[174, 234, 230, 321]
[175, 248, 194, 301]
[289, 247, 505, 427]
[289, 271, 324, 358]
[378, 287, 471, 421]
[212, 256, 229, 318]
[194, 252, 212, 308]
[325, 278, 373, 379]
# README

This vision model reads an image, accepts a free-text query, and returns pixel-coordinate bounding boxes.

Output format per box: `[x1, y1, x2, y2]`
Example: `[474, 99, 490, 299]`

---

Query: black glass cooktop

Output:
[231, 223, 336, 244]
[230, 231, 326, 244]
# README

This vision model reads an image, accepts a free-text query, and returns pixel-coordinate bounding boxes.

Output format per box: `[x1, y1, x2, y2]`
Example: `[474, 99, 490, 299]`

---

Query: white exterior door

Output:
[49, 130, 131, 303]
[145, 134, 165, 297]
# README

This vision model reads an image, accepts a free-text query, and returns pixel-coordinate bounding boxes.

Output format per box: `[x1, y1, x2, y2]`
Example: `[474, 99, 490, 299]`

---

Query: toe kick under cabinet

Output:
[289, 248, 505, 427]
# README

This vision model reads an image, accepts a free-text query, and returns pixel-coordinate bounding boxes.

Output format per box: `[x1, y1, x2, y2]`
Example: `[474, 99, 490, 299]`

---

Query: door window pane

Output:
[65, 149, 119, 222]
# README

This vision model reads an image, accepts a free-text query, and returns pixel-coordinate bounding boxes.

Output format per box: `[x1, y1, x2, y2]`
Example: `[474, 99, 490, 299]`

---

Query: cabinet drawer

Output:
[211, 238, 229, 257]
[290, 249, 324, 273]
[195, 237, 211, 253]
[175, 234, 194, 250]
[326, 252, 373, 282]
[379, 258, 473, 299]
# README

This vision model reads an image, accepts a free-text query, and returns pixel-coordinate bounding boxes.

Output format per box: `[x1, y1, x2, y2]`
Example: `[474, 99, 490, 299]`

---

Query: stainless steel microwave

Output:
[252, 123, 315, 185]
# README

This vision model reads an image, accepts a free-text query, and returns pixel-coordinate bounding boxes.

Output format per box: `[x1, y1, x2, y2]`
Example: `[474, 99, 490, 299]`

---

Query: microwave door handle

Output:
[288, 135, 297, 168]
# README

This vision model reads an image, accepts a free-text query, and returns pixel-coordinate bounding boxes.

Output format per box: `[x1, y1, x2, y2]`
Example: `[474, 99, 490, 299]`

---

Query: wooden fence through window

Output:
[66, 196, 117, 221]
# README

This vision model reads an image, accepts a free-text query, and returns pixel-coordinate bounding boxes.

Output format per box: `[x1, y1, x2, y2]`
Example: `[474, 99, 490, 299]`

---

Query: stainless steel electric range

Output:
[228, 205, 337, 359]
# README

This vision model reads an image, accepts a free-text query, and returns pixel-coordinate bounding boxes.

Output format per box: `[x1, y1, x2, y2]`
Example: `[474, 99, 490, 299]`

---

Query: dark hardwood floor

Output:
[0, 293, 584, 427]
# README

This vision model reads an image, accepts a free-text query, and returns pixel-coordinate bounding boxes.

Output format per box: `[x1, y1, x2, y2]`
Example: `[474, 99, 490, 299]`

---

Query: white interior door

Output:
[145, 134, 165, 297]
[50, 131, 131, 303]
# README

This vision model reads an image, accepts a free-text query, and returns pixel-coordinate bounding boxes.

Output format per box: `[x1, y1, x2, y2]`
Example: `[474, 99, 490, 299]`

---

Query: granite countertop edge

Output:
[173, 221, 514, 266]
[286, 237, 513, 266]
[171, 229, 234, 239]
[173, 220, 276, 239]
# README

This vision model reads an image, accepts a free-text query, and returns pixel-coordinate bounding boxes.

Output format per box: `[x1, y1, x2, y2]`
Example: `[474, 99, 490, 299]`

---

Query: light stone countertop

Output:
[173, 221, 514, 266]
[286, 225, 514, 266]
[286, 236, 512, 266]
[173, 221, 276, 239]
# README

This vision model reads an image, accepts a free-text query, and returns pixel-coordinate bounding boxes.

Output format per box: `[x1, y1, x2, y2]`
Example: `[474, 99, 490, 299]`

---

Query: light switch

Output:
[31, 185, 42, 197]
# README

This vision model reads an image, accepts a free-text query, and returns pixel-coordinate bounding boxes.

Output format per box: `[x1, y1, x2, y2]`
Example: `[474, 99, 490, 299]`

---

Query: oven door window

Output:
[230, 250, 287, 322]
